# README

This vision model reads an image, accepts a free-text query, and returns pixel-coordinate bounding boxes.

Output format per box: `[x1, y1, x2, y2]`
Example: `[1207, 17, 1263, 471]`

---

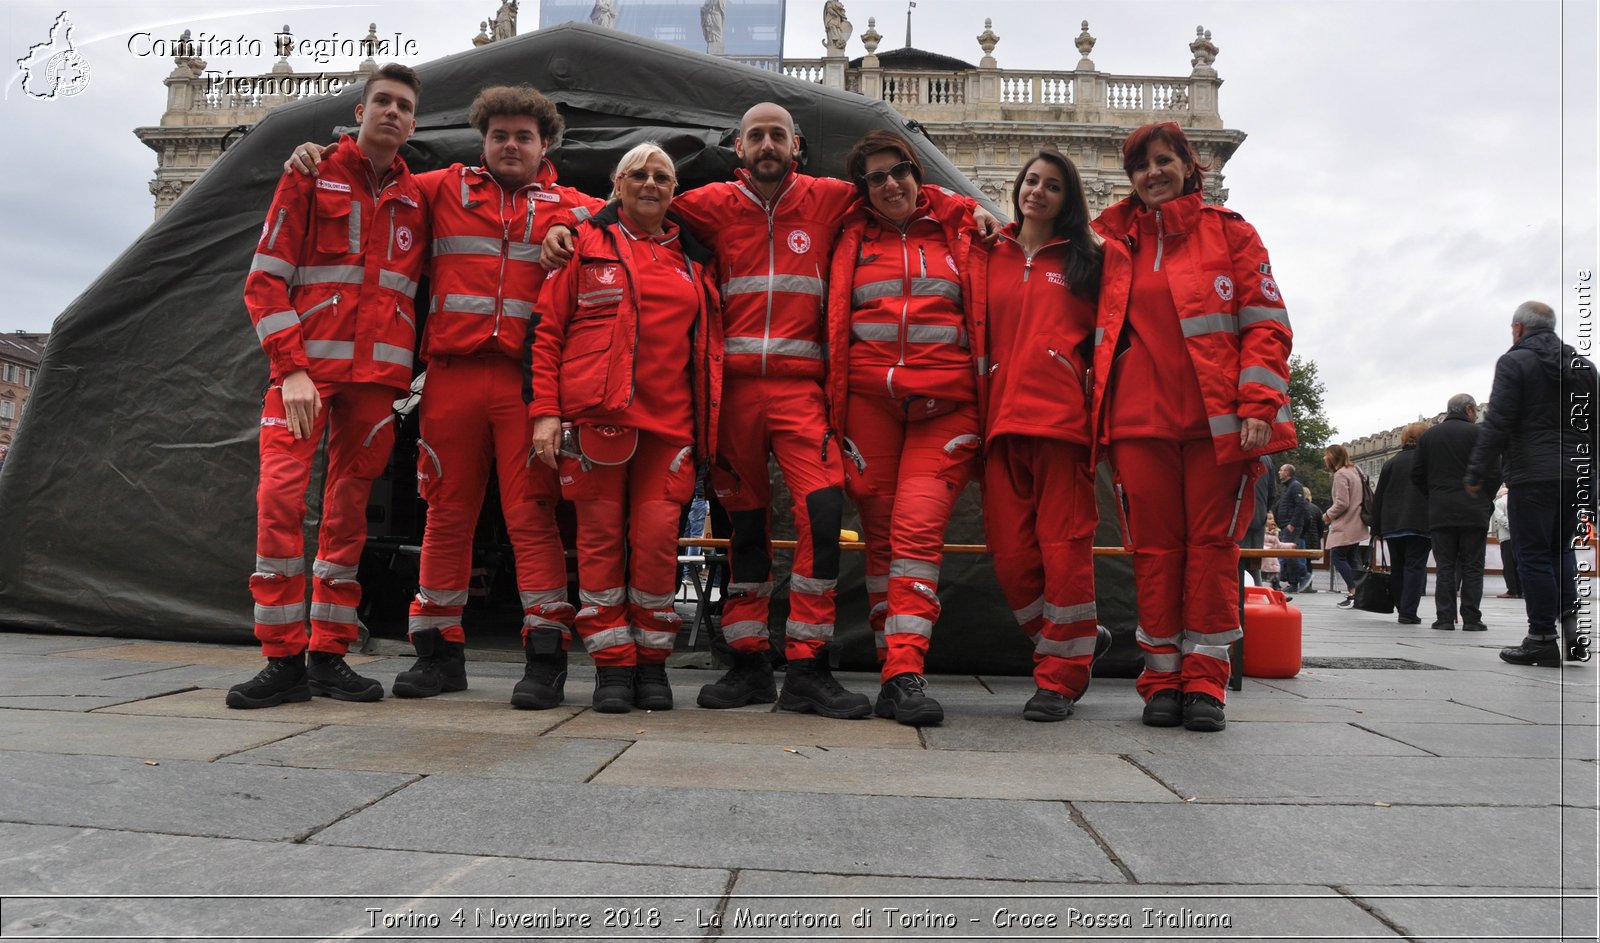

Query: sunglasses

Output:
[861, 160, 915, 189]
[624, 170, 676, 186]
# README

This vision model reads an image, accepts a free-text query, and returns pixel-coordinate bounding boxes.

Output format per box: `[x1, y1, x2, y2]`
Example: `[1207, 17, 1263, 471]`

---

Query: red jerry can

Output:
[1242, 585, 1302, 678]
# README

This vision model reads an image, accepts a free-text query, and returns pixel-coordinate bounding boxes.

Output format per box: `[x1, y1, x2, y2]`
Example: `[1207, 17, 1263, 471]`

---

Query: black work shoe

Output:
[779, 656, 872, 719]
[592, 665, 635, 713]
[225, 653, 310, 709]
[873, 672, 944, 726]
[1431, 621, 1456, 631]
[697, 651, 777, 709]
[1462, 621, 1488, 632]
[1398, 615, 1422, 625]
[1499, 636, 1562, 667]
[392, 629, 468, 698]
[1141, 688, 1182, 727]
[511, 649, 568, 710]
[306, 651, 383, 702]
[634, 663, 674, 711]
[1181, 692, 1226, 732]
[1023, 688, 1075, 722]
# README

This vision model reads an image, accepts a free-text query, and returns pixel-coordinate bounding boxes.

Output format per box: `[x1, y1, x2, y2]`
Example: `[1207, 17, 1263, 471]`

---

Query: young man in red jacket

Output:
[229, 64, 428, 708]
[283, 86, 604, 708]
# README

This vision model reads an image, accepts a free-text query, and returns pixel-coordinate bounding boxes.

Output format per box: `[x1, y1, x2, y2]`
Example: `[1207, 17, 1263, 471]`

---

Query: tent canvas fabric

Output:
[0, 23, 1141, 675]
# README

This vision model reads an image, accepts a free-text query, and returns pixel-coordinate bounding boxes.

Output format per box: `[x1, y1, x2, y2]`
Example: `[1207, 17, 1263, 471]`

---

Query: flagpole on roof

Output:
[905, 0, 915, 47]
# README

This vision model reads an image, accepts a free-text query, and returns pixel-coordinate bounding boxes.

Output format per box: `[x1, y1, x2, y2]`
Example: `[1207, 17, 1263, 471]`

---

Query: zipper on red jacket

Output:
[897, 229, 911, 369]
[1153, 207, 1166, 272]
[736, 174, 795, 377]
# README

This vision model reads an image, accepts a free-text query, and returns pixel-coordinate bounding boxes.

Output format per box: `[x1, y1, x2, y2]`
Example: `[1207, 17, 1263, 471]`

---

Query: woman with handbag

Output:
[528, 143, 723, 713]
[1323, 444, 1370, 607]
[1369, 422, 1432, 625]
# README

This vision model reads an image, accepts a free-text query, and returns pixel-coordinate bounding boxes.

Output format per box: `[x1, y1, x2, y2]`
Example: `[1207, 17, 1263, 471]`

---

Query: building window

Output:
[0, 401, 13, 423]
[22, 369, 33, 388]
[2, 364, 16, 384]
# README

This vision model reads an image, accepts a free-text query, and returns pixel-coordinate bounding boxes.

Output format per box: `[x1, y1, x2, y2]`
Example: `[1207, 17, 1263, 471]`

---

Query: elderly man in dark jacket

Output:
[1414, 394, 1497, 631]
[1466, 301, 1597, 665]
[1276, 464, 1309, 592]
[1372, 423, 1432, 624]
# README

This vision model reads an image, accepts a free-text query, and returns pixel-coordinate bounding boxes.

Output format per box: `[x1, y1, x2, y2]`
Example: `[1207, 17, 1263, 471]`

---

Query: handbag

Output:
[1352, 537, 1394, 614]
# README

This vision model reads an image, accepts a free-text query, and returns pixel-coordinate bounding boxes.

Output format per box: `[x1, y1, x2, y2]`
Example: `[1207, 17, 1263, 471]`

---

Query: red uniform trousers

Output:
[560, 431, 696, 667]
[982, 437, 1100, 698]
[1110, 437, 1258, 702]
[252, 380, 396, 658]
[408, 357, 573, 647]
[710, 376, 845, 661]
[844, 396, 981, 679]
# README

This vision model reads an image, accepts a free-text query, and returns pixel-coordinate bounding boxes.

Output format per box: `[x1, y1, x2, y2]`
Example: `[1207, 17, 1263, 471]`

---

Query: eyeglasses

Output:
[624, 170, 676, 186]
[861, 161, 915, 189]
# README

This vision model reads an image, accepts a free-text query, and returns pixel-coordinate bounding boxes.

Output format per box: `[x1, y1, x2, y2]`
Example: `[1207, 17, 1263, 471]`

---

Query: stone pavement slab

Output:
[1354, 720, 1598, 760]
[0, 822, 728, 941]
[1076, 802, 1598, 887]
[1344, 885, 1597, 943]
[1242, 696, 1533, 724]
[1118, 720, 1432, 757]
[1133, 752, 1584, 805]
[0, 635, 125, 655]
[0, 708, 312, 762]
[48, 640, 295, 668]
[551, 705, 923, 749]
[593, 740, 1178, 801]
[0, 654, 209, 711]
[727, 871, 1402, 939]
[0, 750, 417, 842]
[222, 724, 629, 781]
[101, 687, 582, 735]
[312, 776, 1124, 882]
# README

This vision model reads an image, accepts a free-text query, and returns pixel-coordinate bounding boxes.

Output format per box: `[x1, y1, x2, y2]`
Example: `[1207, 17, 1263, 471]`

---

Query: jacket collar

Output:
[1095, 189, 1203, 240]
[329, 133, 409, 191]
[463, 156, 560, 193]
[589, 201, 715, 266]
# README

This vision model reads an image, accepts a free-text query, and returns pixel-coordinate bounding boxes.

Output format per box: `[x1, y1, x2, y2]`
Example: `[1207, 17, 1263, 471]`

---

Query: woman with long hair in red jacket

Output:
[1092, 122, 1295, 732]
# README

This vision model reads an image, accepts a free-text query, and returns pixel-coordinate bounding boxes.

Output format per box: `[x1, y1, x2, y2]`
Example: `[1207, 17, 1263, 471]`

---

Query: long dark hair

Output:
[1012, 148, 1101, 300]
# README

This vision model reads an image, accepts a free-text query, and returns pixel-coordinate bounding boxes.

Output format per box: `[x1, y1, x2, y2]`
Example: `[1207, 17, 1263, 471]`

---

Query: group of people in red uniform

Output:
[231, 64, 1294, 735]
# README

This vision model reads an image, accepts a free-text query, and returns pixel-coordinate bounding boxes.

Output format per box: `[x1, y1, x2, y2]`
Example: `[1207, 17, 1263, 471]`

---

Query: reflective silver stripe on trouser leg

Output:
[1136, 626, 1182, 673]
[414, 586, 470, 607]
[889, 558, 940, 581]
[582, 625, 634, 654]
[254, 555, 304, 578]
[786, 573, 837, 641]
[309, 602, 359, 625]
[312, 559, 358, 581]
[1013, 596, 1045, 626]
[1182, 628, 1243, 663]
[254, 603, 305, 625]
[884, 615, 934, 638]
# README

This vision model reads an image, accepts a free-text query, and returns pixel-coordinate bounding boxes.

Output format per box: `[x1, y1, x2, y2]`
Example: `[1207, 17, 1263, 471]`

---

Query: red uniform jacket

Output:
[245, 134, 428, 391]
[421, 158, 602, 363]
[968, 224, 1095, 450]
[825, 186, 985, 437]
[1091, 192, 1295, 464]
[526, 204, 724, 459]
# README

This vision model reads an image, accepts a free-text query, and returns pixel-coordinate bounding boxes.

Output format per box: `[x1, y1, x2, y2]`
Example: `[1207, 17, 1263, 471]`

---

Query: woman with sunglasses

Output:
[1091, 122, 1295, 732]
[528, 143, 723, 713]
[967, 148, 1107, 722]
[824, 131, 982, 726]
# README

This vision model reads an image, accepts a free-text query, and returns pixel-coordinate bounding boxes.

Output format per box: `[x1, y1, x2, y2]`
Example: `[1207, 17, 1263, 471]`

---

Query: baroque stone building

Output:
[0, 332, 48, 453]
[135, 9, 1244, 220]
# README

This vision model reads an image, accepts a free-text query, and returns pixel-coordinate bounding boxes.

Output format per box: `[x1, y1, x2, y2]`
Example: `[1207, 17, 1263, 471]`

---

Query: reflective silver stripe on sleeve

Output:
[1135, 626, 1178, 648]
[442, 293, 497, 314]
[293, 265, 366, 287]
[943, 434, 981, 454]
[1144, 651, 1182, 672]
[255, 310, 300, 343]
[348, 201, 361, 255]
[250, 253, 296, 280]
[254, 554, 305, 578]
[408, 614, 459, 633]
[722, 275, 825, 297]
[633, 627, 678, 651]
[581, 625, 633, 652]
[416, 585, 471, 607]
[508, 242, 543, 263]
[727, 580, 774, 598]
[1239, 365, 1289, 393]
[884, 614, 934, 638]
[502, 300, 534, 320]
[309, 602, 359, 625]
[909, 276, 962, 304]
[433, 235, 503, 256]
[580, 586, 626, 607]
[1275, 404, 1293, 424]
[720, 619, 769, 643]
[1043, 600, 1098, 625]
[520, 589, 569, 608]
[266, 208, 287, 250]
[1035, 633, 1101, 658]
[628, 587, 678, 611]
[1239, 305, 1291, 329]
[1209, 413, 1242, 437]
[312, 559, 358, 581]
[1185, 627, 1244, 647]
[1180, 312, 1239, 337]
[789, 573, 837, 596]
[889, 558, 940, 581]
[379, 269, 419, 295]
[784, 619, 835, 641]
[723, 337, 824, 360]
[851, 279, 903, 307]
[253, 603, 305, 626]
[373, 343, 413, 367]
[865, 574, 889, 595]
[305, 340, 355, 360]
[1013, 596, 1044, 625]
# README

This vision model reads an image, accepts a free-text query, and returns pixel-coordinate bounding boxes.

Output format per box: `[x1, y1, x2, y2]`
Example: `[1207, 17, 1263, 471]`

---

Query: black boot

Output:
[1500, 635, 1562, 667]
[634, 663, 674, 711]
[697, 650, 777, 709]
[1181, 692, 1226, 732]
[592, 665, 635, 713]
[873, 672, 943, 726]
[306, 651, 384, 702]
[1141, 688, 1182, 727]
[511, 630, 568, 710]
[779, 654, 871, 719]
[392, 628, 468, 698]
[225, 653, 310, 709]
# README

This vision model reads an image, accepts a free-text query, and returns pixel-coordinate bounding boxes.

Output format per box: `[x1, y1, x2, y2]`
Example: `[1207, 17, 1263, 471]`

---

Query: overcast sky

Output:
[1, 0, 1594, 441]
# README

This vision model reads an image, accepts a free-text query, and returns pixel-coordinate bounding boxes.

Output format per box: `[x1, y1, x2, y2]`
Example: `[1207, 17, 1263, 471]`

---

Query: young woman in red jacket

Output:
[969, 148, 1108, 721]
[1091, 122, 1295, 732]
[528, 143, 723, 714]
[824, 132, 981, 726]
